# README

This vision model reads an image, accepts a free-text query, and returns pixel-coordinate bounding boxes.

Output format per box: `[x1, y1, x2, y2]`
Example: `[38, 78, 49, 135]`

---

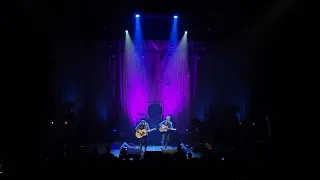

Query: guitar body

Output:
[159, 125, 176, 132]
[135, 129, 147, 139]
[135, 128, 156, 138]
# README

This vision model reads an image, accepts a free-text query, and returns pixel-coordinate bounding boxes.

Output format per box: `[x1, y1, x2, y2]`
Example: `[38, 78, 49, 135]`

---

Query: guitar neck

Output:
[160, 128, 176, 132]
[149, 128, 156, 132]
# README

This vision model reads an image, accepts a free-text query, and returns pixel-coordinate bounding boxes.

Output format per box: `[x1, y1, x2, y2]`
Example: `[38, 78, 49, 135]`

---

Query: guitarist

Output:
[159, 116, 174, 149]
[135, 120, 149, 151]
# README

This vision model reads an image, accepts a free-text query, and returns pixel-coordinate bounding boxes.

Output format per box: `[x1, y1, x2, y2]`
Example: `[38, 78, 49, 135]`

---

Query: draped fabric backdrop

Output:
[51, 40, 250, 136]
[120, 40, 191, 129]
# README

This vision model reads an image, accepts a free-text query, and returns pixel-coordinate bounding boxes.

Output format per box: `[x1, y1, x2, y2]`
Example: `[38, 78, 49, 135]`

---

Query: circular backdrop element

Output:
[147, 104, 162, 118]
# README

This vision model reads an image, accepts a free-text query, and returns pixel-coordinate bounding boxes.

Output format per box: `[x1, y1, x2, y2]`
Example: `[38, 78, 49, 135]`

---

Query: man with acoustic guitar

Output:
[159, 115, 176, 149]
[135, 120, 150, 151]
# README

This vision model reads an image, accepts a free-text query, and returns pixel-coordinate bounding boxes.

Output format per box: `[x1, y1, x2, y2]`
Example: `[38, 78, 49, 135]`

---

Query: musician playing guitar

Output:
[159, 115, 176, 149]
[135, 120, 150, 151]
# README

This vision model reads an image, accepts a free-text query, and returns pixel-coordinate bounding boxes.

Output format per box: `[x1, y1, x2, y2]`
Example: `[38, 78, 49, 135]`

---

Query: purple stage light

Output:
[122, 39, 190, 126]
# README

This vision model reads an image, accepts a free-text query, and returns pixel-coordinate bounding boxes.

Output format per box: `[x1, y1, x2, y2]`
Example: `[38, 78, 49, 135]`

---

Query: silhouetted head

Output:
[105, 146, 111, 152]
[141, 120, 146, 125]
[166, 116, 171, 121]
[187, 152, 192, 159]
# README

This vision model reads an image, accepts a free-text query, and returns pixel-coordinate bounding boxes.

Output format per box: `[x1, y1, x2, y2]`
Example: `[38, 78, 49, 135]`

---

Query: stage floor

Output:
[84, 142, 201, 158]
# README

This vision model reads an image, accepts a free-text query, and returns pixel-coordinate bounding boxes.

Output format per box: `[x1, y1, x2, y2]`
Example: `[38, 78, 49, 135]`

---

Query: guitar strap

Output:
[166, 122, 171, 128]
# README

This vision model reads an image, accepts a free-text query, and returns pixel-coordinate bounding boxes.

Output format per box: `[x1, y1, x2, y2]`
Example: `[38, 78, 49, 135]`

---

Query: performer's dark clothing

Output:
[159, 120, 173, 148]
[139, 136, 148, 150]
[135, 121, 149, 150]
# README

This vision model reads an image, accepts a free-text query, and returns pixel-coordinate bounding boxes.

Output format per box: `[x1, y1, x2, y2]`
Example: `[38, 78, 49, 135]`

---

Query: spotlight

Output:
[125, 30, 128, 33]
[174, 15, 178, 19]
[185, 31, 188, 33]
[135, 14, 140, 18]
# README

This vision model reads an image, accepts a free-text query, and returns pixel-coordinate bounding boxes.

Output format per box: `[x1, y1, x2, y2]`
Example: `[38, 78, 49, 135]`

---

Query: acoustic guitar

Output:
[159, 124, 176, 132]
[135, 128, 156, 139]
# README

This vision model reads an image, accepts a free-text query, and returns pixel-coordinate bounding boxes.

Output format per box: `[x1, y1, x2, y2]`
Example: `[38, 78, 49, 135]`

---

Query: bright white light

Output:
[185, 31, 188, 33]
[135, 14, 140, 18]
[174, 15, 178, 19]
[125, 30, 128, 33]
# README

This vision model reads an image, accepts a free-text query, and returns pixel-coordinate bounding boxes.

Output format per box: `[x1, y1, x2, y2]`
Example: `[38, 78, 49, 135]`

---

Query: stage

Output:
[83, 142, 201, 158]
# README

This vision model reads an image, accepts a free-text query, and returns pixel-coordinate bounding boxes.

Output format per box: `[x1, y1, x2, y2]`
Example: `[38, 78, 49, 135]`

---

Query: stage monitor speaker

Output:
[119, 142, 138, 149]
[112, 142, 124, 149]
[162, 143, 187, 155]
[120, 142, 142, 156]
[126, 147, 143, 155]
[113, 142, 138, 149]
[162, 148, 178, 155]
